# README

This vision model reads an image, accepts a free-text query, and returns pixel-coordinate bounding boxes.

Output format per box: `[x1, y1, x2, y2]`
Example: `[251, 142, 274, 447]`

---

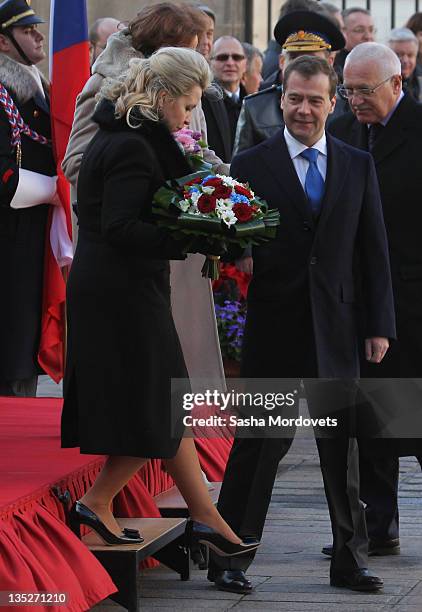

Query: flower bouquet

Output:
[173, 127, 212, 172]
[152, 170, 280, 279]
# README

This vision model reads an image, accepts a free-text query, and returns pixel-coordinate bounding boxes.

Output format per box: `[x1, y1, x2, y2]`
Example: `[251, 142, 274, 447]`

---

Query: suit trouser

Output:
[210, 381, 368, 574]
[359, 454, 400, 541]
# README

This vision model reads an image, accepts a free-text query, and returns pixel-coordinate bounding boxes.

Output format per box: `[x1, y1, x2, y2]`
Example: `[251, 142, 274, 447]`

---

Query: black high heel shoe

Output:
[186, 520, 260, 557]
[69, 501, 144, 545]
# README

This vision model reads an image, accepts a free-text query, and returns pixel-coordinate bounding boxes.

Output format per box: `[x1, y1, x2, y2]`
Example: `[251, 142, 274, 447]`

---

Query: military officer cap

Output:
[274, 10, 345, 53]
[0, 0, 44, 31]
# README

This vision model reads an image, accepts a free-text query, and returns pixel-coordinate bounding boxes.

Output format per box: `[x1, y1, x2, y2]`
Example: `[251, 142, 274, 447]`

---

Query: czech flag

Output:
[37, 0, 90, 383]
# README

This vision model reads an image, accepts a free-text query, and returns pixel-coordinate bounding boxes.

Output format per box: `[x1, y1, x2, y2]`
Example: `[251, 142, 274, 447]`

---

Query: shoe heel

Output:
[190, 543, 205, 566]
[69, 516, 81, 539]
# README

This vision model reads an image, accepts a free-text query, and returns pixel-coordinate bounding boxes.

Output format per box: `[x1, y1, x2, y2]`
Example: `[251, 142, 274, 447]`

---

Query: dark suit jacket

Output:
[328, 94, 422, 377]
[202, 85, 246, 163]
[202, 91, 232, 163]
[230, 130, 396, 379]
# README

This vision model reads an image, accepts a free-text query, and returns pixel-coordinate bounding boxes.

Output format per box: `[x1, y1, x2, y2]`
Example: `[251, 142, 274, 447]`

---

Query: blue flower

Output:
[230, 193, 250, 205]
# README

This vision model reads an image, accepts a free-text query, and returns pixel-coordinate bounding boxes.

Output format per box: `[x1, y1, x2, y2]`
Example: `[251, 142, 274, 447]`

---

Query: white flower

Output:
[190, 191, 201, 205]
[202, 186, 215, 195]
[220, 209, 237, 227]
[179, 199, 190, 212]
[222, 176, 237, 188]
[188, 205, 200, 215]
[216, 198, 233, 210]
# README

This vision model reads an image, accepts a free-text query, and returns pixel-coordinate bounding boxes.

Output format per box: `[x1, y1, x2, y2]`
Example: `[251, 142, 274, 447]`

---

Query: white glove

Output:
[10, 169, 59, 209]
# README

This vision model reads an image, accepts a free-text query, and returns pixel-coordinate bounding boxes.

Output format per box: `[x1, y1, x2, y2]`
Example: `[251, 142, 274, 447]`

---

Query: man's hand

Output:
[365, 337, 389, 363]
[235, 256, 253, 275]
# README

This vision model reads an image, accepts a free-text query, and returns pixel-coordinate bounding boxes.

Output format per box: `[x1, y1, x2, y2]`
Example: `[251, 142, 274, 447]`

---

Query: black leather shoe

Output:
[322, 538, 400, 557]
[186, 521, 260, 557]
[208, 569, 253, 594]
[330, 568, 383, 591]
[69, 501, 144, 545]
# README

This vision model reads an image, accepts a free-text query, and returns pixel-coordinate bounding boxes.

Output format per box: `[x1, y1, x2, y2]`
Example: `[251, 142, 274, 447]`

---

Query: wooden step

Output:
[84, 517, 189, 611]
[155, 482, 222, 517]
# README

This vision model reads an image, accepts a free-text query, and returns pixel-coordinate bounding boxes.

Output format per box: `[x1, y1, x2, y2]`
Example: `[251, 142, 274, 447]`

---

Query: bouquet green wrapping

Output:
[152, 171, 280, 279]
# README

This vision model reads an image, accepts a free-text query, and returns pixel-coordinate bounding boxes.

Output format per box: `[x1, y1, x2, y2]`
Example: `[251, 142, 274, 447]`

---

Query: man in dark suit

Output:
[328, 42, 422, 557]
[207, 55, 396, 594]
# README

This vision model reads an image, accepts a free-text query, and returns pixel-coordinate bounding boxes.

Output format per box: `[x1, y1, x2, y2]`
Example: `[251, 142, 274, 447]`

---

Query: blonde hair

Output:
[100, 46, 212, 126]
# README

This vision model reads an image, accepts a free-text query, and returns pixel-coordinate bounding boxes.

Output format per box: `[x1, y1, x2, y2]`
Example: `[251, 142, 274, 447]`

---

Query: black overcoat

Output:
[0, 75, 54, 382]
[328, 95, 422, 377]
[329, 95, 422, 454]
[230, 130, 396, 380]
[61, 101, 192, 458]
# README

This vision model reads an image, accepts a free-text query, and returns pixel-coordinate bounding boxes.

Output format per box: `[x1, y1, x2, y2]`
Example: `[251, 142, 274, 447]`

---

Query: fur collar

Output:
[92, 28, 143, 80]
[0, 53, 48, 103]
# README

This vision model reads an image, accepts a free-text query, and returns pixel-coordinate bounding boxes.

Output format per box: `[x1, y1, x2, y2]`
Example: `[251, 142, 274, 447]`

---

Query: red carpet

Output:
[0, 397, 232, 611]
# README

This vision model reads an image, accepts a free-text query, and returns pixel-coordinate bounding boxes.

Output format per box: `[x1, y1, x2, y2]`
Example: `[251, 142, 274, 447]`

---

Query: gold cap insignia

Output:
[282, 30, 332, 52]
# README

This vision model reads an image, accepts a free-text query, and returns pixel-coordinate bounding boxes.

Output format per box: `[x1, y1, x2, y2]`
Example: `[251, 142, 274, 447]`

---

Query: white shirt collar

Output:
[225, 87, 240, 101]
[284, 126, 327, 160]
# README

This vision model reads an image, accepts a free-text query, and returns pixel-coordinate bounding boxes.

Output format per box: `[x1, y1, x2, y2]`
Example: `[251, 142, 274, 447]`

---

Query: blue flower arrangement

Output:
[214, 300, 247, 362]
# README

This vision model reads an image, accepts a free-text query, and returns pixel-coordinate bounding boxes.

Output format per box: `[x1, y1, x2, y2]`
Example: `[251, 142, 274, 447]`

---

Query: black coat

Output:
[328, 95, 422, 456]
[61, 101, 192, 458]
[201, 91, 232, 163]
[333, 48, 348, 83]
[403, 63, 422, 103]
[202, 84, 246, 163]
[0, 77, 54, 382]
[230, 130, 396, 379]
[328, 95, 422, 377]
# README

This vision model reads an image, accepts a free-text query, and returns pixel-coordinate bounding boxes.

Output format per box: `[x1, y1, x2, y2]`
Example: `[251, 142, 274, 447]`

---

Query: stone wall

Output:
[31, 0, 249, 75]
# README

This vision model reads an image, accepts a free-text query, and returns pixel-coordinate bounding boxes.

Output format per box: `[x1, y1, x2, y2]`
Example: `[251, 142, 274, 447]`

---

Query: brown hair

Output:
[101, 48, 212, 124]
[128, 2, 208, 56]
[406, 12, 422, 35]
[283, 55, 338, 98]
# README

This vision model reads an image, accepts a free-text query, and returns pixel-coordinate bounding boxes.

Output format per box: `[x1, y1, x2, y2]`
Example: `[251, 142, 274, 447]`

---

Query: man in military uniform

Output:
[234, 10, 346, 156]
[0, 0, 58, 396]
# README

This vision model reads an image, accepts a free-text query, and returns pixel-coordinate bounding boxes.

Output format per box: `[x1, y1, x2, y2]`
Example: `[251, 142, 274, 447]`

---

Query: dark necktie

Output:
[368, 123, 383, 152]
[300, 148, 325, 217]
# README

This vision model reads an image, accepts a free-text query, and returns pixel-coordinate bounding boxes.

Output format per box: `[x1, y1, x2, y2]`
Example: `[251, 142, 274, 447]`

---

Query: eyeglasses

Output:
[338, 75, 394, 99]
[212, 53, 245, 62]
[348, 26, 377, 34]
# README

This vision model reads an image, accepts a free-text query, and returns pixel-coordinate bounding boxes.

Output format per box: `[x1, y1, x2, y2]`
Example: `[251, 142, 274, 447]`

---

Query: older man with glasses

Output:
[202, 36, 247, 161]
[328, 42, 422, 562]
[334, 7, 376, 82]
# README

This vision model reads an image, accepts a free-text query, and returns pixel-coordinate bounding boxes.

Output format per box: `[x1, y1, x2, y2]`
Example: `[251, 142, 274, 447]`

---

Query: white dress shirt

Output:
[284, 126, 327, 190]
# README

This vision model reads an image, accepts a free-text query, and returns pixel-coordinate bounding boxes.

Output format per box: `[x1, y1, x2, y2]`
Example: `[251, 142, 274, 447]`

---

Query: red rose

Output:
[185, 177, 202, 186]
[203, 177, 223, 187]
[233, 203, 254, 223]
[213, 185, 232, 199]
[198, 194, 217, 213]
[234, 184, 252, 199]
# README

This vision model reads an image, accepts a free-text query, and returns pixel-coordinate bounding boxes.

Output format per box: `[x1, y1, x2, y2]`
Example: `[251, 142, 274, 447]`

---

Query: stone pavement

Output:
[91, 420, 422, 611]
[36, 378, 422, 611]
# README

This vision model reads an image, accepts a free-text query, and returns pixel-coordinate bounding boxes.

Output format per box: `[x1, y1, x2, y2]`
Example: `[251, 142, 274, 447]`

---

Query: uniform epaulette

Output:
[244, 84, 282, 102]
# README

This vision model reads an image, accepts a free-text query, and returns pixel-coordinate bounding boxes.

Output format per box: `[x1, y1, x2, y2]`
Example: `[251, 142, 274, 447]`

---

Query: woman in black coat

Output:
[61, 47, 259, 555]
